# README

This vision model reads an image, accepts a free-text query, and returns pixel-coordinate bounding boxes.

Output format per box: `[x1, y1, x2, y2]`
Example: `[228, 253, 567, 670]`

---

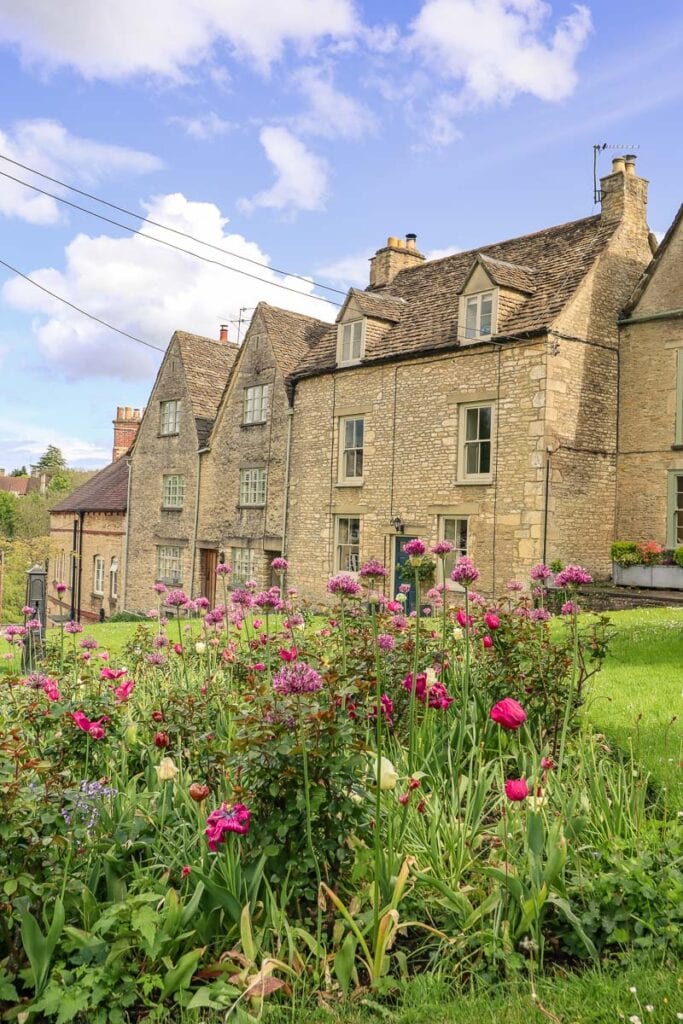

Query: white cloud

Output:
[239, 127, 329, 214]
[0, 0, 358, 79]
[1, 192, 336, 381]
[168, 111, 235, 140]
[0, 417, 110, 466]
[0, 118, 161, 224]
[409, 0, 592, 141]
[292, 67, 376, 140]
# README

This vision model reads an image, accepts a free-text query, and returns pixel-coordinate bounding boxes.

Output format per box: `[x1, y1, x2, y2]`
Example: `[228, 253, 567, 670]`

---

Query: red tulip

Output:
[505, 778, 529, 801]
[154, 731, 170, 748]
[189, 783, 210, 802]
[152, 710, 164, 722]
[482, 634, 493, 649]
[490, 697, 527, 730]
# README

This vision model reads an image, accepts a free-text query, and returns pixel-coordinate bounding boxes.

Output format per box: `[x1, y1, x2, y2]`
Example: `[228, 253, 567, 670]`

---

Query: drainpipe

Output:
[69, 516, 78, 619]
[122, 456, 133, 608]
[281, 406, 294, 555]
[190, 449, 206, 597]
[542, 446, 556, 565]
[76, 511, 84, 622]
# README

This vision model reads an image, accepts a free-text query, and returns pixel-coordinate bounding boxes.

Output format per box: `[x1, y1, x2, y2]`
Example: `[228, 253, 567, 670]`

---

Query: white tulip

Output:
[156, 757, 179, 782]
[195, 641, 206, 655]
[378, 756, 398, 791]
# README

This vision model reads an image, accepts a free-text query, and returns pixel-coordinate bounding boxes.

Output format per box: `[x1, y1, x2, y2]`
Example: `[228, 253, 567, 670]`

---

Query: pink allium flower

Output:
[55, 582, 67, 595]
[359, 558, 388, 578]
[99, 651, 109, 660]
[531, 587, 545, 599]
[182, 599, 198, 614]
[482, 634, 493, 649]
[64, 620, 83, 634]
[205, 802, 251, 850]
[22, 605, 35, 616]
[153, 582, 168, 594]
[505, 778, 530, 802]
[153, 634, 169, 649]
[80, 636, 98, 650]
[403, 538, 427, 558]
[554, 565, 592, 587]
[26, 618, 42, 630]
[484, 612, 500, 630]
[284, 613, 304, 628]
[530, 563, 553, 582]
[113, 679, 135, 703]
[377, 633, 395, 651]
[490, 697, 527, 730]
[530, 607, 551, 622]
[507, 579, 524, 592]
[165, 589, 188, 607]
[271, 556, 288, 572]
[245, 579, 258, 590]
[231, 588, 254, 608]
[450, 556, 480, 587]
[391, 614, 409, 631]
[431, 540, 454, 556]
[561, 600, 579, 615]
[146, 653, 167, 666]
[327, 573, 362, 597]
[195, 596, 210, 610]
[101, 667, 126, 681]
[215, 563, 232, 576]
[3, 624, 26, 640]
[273, 661, 323, 696]
[398, 584, 411, 595]
[146, 608, 159, 619]
[255, 590, 283, 610]
[385, 600, 400, 613]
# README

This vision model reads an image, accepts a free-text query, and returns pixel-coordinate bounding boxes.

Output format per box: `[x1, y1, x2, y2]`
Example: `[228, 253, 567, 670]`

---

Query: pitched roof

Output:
[173, 331, 239, 446]
[290, 215, 617, 381]
[51, 459, 129, 513]
[339, 288, 406, 322]
[0, 475, 39, 496]
[258, 303, 330, 379]
[477, 255, 536, 294]
[622, 204, 683, 316]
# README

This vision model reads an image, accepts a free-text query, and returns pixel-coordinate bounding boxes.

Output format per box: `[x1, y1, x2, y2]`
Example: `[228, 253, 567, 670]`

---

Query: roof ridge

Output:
[479, 254, 536, 273]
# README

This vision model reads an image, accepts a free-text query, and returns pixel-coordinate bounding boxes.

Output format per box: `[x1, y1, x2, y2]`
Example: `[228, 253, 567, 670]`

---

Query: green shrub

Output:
[674, 546, 683, 568]
[108, 610, 147, 622]
[610, 541, 640, 566]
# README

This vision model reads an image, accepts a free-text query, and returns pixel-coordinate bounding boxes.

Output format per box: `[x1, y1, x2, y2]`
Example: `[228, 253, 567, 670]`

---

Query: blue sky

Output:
[0, 0, 681, 470]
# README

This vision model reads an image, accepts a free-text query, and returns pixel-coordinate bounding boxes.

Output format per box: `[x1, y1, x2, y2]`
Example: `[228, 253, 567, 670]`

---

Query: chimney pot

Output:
[611, 156, 626, 174]
[219, 324, 229, 343]
[405, 233, 417, 250]
[116, 406, 123, 419]
[387, 236, 400, 248]
[624, 153, 637, 175]
[125, 407, 131, 418]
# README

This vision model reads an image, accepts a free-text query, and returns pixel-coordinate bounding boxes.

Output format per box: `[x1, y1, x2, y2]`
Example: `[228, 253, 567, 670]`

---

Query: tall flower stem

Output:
[408, 571, 421, 775]
[462, 586, 471, 710]
[296, 695, 322, 943]
[557, 597, 579, 781]
[370, 602, 384, 945]
[339, 598, 347, 678]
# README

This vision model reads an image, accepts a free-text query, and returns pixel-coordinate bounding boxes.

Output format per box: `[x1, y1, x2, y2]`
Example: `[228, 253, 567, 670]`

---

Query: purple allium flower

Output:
[146, 608, 159, 619]
[146, 652, 167, 666]
[449, 556, 480, 587]
[398, 583, 411, 595]
[165, 589, 188, 607]
[554, 565, 592, 587]
[273, 661, 323, 696]
[153, 634, 170, 648]
[64, 620, 83, 635]
[215, 563, 232, 576]
[530, 562, 553, 582]
[182, 599, 198, 614]
[22, 605, 35, 616]
[377, 633, 395, 651]
[327, 573, 362, 597]
[359, 558, 388, 579]
[55, 582, 67, 595]
[245, 579, 258, 591]
[403, 539, 427, 558]
[284, 613, 305, 628]
[153, 582, 168, 594]
[561, 600, 580, 615]
[255, 589, 283, 610]
[507, 579, 524, 592]
[80, 636, 98, 649]
[431, 540, 454, 556]
[531, 587, 545, 599]
[231, 588, 254, 608]
[390, 614, 409, 631]
[530, 607, 551, 622]
[195, 596, 210, 610]
[25, 618, 42, 630]
[271, 556, 289, 572]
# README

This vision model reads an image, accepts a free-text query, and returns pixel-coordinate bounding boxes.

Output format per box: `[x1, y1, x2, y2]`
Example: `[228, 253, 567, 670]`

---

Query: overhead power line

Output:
[0, 152, 347, 304]
[0, 256, 166, 353]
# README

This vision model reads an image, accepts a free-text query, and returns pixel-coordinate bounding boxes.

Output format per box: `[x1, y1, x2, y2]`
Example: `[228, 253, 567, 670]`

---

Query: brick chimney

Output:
[219, 324, 229, 343]
[112, 406, 143, 462]
[600, 154, 648, 227]
[369, 233, 425, 290]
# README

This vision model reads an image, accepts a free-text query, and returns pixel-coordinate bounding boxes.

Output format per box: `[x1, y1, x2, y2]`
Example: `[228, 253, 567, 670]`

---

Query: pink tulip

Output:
[101, 668, 127, 681]
[482, 634, 493, 649]
[71, 711, 107, 738]
[113, 679, 135, 703]
[490, 697, 527, 730]
[505, 778, 529, 801]
[484, 612, 500, 630]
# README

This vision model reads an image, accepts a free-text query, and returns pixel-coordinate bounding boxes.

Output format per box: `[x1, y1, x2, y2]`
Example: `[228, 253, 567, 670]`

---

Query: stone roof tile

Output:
[51, 459, 129, 513]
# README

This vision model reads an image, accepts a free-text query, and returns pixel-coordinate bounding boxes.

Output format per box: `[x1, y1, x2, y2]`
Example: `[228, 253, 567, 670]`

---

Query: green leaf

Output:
[526, 811, 545, 858]
[131, 904, 158, 956]
[334, 931, 357, 994]
[161, 947, 205, 1000]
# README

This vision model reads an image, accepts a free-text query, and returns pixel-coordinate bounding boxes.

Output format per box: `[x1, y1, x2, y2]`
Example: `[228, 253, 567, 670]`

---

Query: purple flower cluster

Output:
[64, 620, 83, 635]
[205, 802, 251, 850]
[231, 588, 254, 608]
[530, 562, 553, 581]
[359, 558, 388, 579]
[561, 600, 580, 615]
[165, 589, 189, 607]
[146, 652, 167, 666]
[403, 539, 427, 558]
[449, 556, 480, 587]
[272, 660, 323, 696]
[255, 587, 284, 610]
[530, 607, 551, 622]
[555, 565, 593, 587]
[80, 636, 98, 650]
[377, 633, 395, 651]
[507, 579, 524, 592]
[153, 582, 168, 594]
[61, 779, 118, 835]
[327, 573, 362, 597]
[215, 563, 232, 576]
[431, 540, 454, 556]
[270, 556, 289, 572]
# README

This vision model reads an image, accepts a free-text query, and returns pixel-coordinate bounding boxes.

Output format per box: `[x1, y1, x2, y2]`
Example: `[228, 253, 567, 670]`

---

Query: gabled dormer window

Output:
[462, 291, 496, 341]
[337, 320, 365, 366]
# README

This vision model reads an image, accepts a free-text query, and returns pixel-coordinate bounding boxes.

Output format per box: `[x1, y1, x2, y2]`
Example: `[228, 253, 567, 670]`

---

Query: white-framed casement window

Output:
[668, 472, 683, 547]
[93, 555, 105, 595]
[157, 545, 182, 585]
[160, 399, 181, 435]
[239, 468, 267, 507]
[439, 516, 469, 583]
[676, 350, 683, 446]
[243, 384, 269, 425]
[110, 557, 119, 599]
[461, 291, 496, 341]
[458, 402, 493, 481]
[337, 320, 365, 366]
[335, 515, 360, 572]
[338, 417, 364, 484]
[162, 474, 185, 509]
[232, 547, 255, 584]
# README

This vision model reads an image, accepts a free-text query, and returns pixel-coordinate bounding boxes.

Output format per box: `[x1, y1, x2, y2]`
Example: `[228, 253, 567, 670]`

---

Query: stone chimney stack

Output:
[600, 154, 648, 226]
[369, 233, 425, 290]
[112, 406, 143, 462]
[219, 324, 229, 343]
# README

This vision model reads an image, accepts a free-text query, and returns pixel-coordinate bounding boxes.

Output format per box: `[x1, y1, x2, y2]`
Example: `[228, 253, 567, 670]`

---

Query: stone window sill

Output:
[672, 444, 683, 451]
[161, 506, 183, 512]
[455, 476, 494, 486]
[241, 420, 268, 428]
[157, 432, 180, 438]
[336, 479, 364, 488]
[238, 504, 266, 510]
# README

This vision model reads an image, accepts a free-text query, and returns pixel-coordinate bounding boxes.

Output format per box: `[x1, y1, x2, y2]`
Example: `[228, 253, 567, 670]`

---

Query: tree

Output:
[0, 491, 17, 539]
[9, 466, 28, 477]
[35, 445, 67, 475]
[14, 493, 49, 540]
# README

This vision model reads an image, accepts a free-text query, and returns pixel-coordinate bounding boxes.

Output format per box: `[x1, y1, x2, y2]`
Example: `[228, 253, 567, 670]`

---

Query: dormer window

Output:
[463, 291, 495, 340]
[337, 320, 365, 366]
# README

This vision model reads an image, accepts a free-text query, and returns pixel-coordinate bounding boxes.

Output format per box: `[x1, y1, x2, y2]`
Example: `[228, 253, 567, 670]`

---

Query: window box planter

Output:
[613, 563, 683, 589]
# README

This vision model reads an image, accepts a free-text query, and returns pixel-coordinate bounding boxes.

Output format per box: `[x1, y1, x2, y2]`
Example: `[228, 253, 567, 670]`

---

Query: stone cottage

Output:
[616, 203, 683, 549]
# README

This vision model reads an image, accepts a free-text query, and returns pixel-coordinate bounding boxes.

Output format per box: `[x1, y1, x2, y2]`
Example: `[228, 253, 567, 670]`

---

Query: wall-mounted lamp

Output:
[391, 516, 404, 534]
[219, 551, 225, 563]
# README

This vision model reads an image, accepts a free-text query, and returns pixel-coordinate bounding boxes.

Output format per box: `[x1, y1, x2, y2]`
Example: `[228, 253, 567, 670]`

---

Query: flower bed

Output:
[1, 555, 680, 1020]
[611, 540, 683, 589]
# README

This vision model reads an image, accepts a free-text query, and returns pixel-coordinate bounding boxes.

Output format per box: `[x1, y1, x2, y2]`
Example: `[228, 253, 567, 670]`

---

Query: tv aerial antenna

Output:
[593, 142, 640, 203]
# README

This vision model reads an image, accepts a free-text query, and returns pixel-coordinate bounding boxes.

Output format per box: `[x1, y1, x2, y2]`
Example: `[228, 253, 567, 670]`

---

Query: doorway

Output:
[393, 536, 418, 615]
[199, 548, 218, 607]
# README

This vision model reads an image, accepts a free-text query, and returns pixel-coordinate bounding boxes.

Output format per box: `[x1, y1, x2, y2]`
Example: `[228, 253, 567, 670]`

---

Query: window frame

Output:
[110, 557, 119, 600]
[336, 319, 365, 366]
[232, 547, 255, 584]
[93, 555, 105, 596]
[162, 473, 185, 510]
[338, 416, 364, 485]
[459, 290, 497, 343]
[676, 350, 683, 447]
[439, 515, 470, 586]
[334, 514, 361, 573]
[243, 384, 269, 425]
[458, 401, 494, 483]
[239, 467, 267, 507]
[667, 471, 683, 548]
[159, 399, 181, 436]
[157, 545, 183, 585]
